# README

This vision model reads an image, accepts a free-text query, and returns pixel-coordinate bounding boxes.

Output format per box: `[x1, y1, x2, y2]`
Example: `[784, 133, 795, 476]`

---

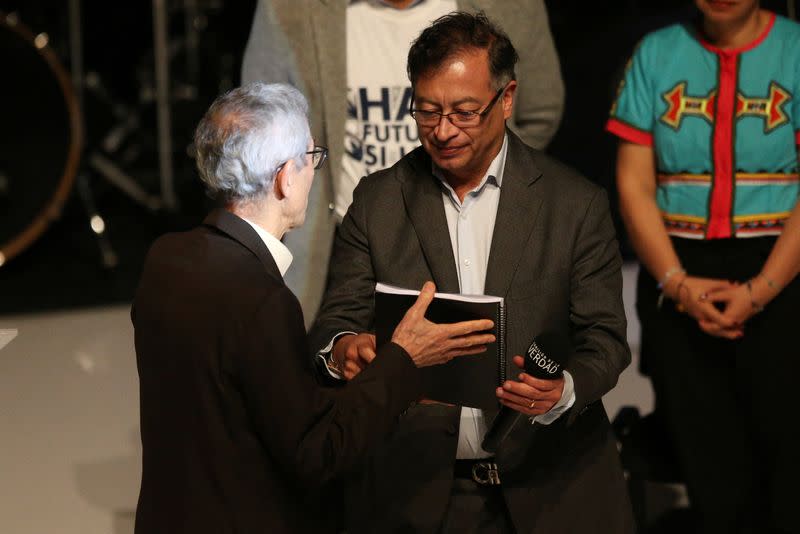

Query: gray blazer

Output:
[309, 131, 634, 533]
[242, 0, 565, 325]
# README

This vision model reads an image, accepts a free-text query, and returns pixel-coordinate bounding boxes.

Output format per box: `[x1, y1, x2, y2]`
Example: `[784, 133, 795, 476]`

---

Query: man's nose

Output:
[434, 115, 459, 140]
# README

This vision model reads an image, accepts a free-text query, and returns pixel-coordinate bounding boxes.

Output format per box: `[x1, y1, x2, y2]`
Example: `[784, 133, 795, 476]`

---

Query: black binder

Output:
[373, 282, 505, 410]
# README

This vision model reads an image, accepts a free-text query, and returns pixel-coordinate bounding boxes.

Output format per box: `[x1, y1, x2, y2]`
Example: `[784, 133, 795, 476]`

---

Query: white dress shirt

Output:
[241, 217, 293, 278]
[433, 135, 575, 458]
[317, 135, 576, 458]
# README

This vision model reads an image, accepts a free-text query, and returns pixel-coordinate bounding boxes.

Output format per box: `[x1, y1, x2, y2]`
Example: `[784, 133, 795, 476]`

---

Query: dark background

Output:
[0, 0, 792, 315]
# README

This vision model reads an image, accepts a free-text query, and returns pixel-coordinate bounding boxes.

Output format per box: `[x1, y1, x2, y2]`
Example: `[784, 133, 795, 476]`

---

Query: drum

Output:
[0, 12, 82, 267]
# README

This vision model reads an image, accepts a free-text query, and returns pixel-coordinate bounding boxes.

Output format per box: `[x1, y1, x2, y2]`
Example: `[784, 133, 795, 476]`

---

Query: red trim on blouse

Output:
[706, 53, 738, 239]
[697, 12, 775, 54]
[795, 130, 800, 145]
[605, 118, 654, 146]
[700, 13, 776, 239]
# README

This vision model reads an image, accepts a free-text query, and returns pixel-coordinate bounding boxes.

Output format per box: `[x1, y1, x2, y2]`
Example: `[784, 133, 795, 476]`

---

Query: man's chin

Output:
[431, 152, 467, 173]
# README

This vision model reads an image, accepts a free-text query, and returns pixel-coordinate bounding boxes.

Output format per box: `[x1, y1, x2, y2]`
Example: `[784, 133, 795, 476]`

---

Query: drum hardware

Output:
[86, 72, 141, 156]
[88, 154, 162, 213]
[65, 0, 174, 268]
[67, 0, 171, 217]
[74, 173, 119, 269]
[71, 0, 178, 213]
[1, 0, 244, 268]
[0, 5, 166, 269]
[153, 0, 178, 211]
[184, 0, 202, 87]
[0, 10, 82, 268]
[65, 0, 125, 269]
[80, 70, 162, 211]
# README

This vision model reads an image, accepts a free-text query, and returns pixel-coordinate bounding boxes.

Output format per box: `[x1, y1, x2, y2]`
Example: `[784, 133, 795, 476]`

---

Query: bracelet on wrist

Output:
[657, 266, 686, 290]
[756, 273, 780, 292]
[326, 352, 343, 374]
[656, 267, 686, 310]
[746, 279, 764, 313]
[673, 276, 690, 313]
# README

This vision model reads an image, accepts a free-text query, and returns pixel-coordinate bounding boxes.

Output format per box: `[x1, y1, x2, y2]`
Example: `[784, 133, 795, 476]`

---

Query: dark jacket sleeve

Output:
[565, 187, 631, 423]
[235, 285, 421, 490]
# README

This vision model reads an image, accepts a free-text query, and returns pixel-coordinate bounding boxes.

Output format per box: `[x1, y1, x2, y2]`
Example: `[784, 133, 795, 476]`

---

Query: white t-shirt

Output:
[337, 0, 456, 219]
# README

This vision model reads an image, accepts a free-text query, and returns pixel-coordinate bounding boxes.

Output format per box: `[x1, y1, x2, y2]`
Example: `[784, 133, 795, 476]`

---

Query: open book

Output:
[373, 283, 505, 409]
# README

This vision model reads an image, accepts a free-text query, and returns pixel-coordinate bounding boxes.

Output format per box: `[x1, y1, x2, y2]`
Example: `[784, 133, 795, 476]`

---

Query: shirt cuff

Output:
[316, 331, 357, 380]
[530, 370, 575, 426]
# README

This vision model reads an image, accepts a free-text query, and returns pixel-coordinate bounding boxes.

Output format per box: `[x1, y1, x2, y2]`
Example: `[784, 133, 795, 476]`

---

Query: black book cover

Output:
[373, 282, 505, 409]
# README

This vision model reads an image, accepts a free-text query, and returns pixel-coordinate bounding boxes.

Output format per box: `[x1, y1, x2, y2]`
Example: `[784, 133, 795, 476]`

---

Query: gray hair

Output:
[194, 82, 311, 202]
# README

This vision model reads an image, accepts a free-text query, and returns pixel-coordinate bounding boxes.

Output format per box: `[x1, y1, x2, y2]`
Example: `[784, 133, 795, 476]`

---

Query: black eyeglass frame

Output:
[409, 85, 507, 128]
[306, 145, 328, 170]
[275, 145, 328, 176]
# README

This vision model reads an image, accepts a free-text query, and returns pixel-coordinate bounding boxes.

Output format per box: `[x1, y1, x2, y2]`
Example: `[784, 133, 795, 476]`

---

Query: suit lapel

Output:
[203, 209, 284, 283]
[484, 132, 544, 299]
[401, 151, 461, 294]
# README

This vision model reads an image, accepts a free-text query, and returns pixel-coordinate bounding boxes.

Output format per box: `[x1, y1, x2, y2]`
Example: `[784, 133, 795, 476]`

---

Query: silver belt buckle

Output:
[471, 461, 501, 486]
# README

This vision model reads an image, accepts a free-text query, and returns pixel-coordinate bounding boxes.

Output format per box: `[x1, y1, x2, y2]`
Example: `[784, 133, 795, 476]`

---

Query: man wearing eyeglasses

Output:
[131, 82, 498, 534]
[243, 0, 564, 328]
[309, 12, 634, 534]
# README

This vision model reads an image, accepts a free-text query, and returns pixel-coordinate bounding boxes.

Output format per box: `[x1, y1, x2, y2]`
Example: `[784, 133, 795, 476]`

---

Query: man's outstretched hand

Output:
[391, 282, 495, 367]
[332, 282, 495, 378]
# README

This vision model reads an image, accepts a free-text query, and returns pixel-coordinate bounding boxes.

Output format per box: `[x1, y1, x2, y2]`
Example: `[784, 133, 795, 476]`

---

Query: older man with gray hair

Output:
[131, 82, 495, 534]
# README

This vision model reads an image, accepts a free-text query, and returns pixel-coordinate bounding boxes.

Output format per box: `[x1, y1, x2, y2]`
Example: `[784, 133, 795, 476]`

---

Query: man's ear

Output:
[274, 161, 293, 200]
[502, 80, 518, 120]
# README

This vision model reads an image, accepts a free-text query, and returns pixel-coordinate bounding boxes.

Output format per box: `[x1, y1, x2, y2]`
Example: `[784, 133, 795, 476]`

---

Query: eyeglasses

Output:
[307, 146, 328, 170]
[276, 146, 328, 175]
[409, 85, 506, 128]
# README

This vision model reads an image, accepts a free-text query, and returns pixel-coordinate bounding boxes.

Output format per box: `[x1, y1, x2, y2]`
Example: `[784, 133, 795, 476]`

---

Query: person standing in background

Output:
[241, 0, 564, 325]
[608, 1, 800, 532]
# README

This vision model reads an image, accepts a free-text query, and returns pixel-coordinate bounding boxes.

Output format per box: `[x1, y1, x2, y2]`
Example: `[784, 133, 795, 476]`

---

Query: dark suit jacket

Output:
[132, 209, 422, 534]
[309, 131, 635, 533]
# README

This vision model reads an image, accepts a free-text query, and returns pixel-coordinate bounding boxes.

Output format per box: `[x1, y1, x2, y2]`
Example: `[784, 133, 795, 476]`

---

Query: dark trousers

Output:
[637, 237, 799, 534]
[440, 464, 515, 534]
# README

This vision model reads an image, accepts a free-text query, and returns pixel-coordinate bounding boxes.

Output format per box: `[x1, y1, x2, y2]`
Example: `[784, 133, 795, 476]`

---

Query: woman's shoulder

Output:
[771, 13, 800, 43]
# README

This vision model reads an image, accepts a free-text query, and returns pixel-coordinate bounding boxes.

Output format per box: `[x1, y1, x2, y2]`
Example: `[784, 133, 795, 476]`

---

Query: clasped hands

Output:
[663, 273, 776, 339]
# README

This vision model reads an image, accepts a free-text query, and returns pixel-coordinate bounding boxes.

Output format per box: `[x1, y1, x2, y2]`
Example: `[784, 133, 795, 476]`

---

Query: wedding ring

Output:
[698, 293, 708, 301]
[528, 399, 536, 409]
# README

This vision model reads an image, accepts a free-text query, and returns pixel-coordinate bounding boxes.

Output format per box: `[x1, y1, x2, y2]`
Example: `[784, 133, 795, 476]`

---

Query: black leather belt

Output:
[453, 459, 501, 486]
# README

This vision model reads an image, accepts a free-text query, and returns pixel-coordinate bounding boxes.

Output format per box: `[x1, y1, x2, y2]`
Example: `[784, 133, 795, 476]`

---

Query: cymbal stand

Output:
[153, 0, 178, 210]
[68, 0, 174, 267]
[68, 0, 117, 268]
